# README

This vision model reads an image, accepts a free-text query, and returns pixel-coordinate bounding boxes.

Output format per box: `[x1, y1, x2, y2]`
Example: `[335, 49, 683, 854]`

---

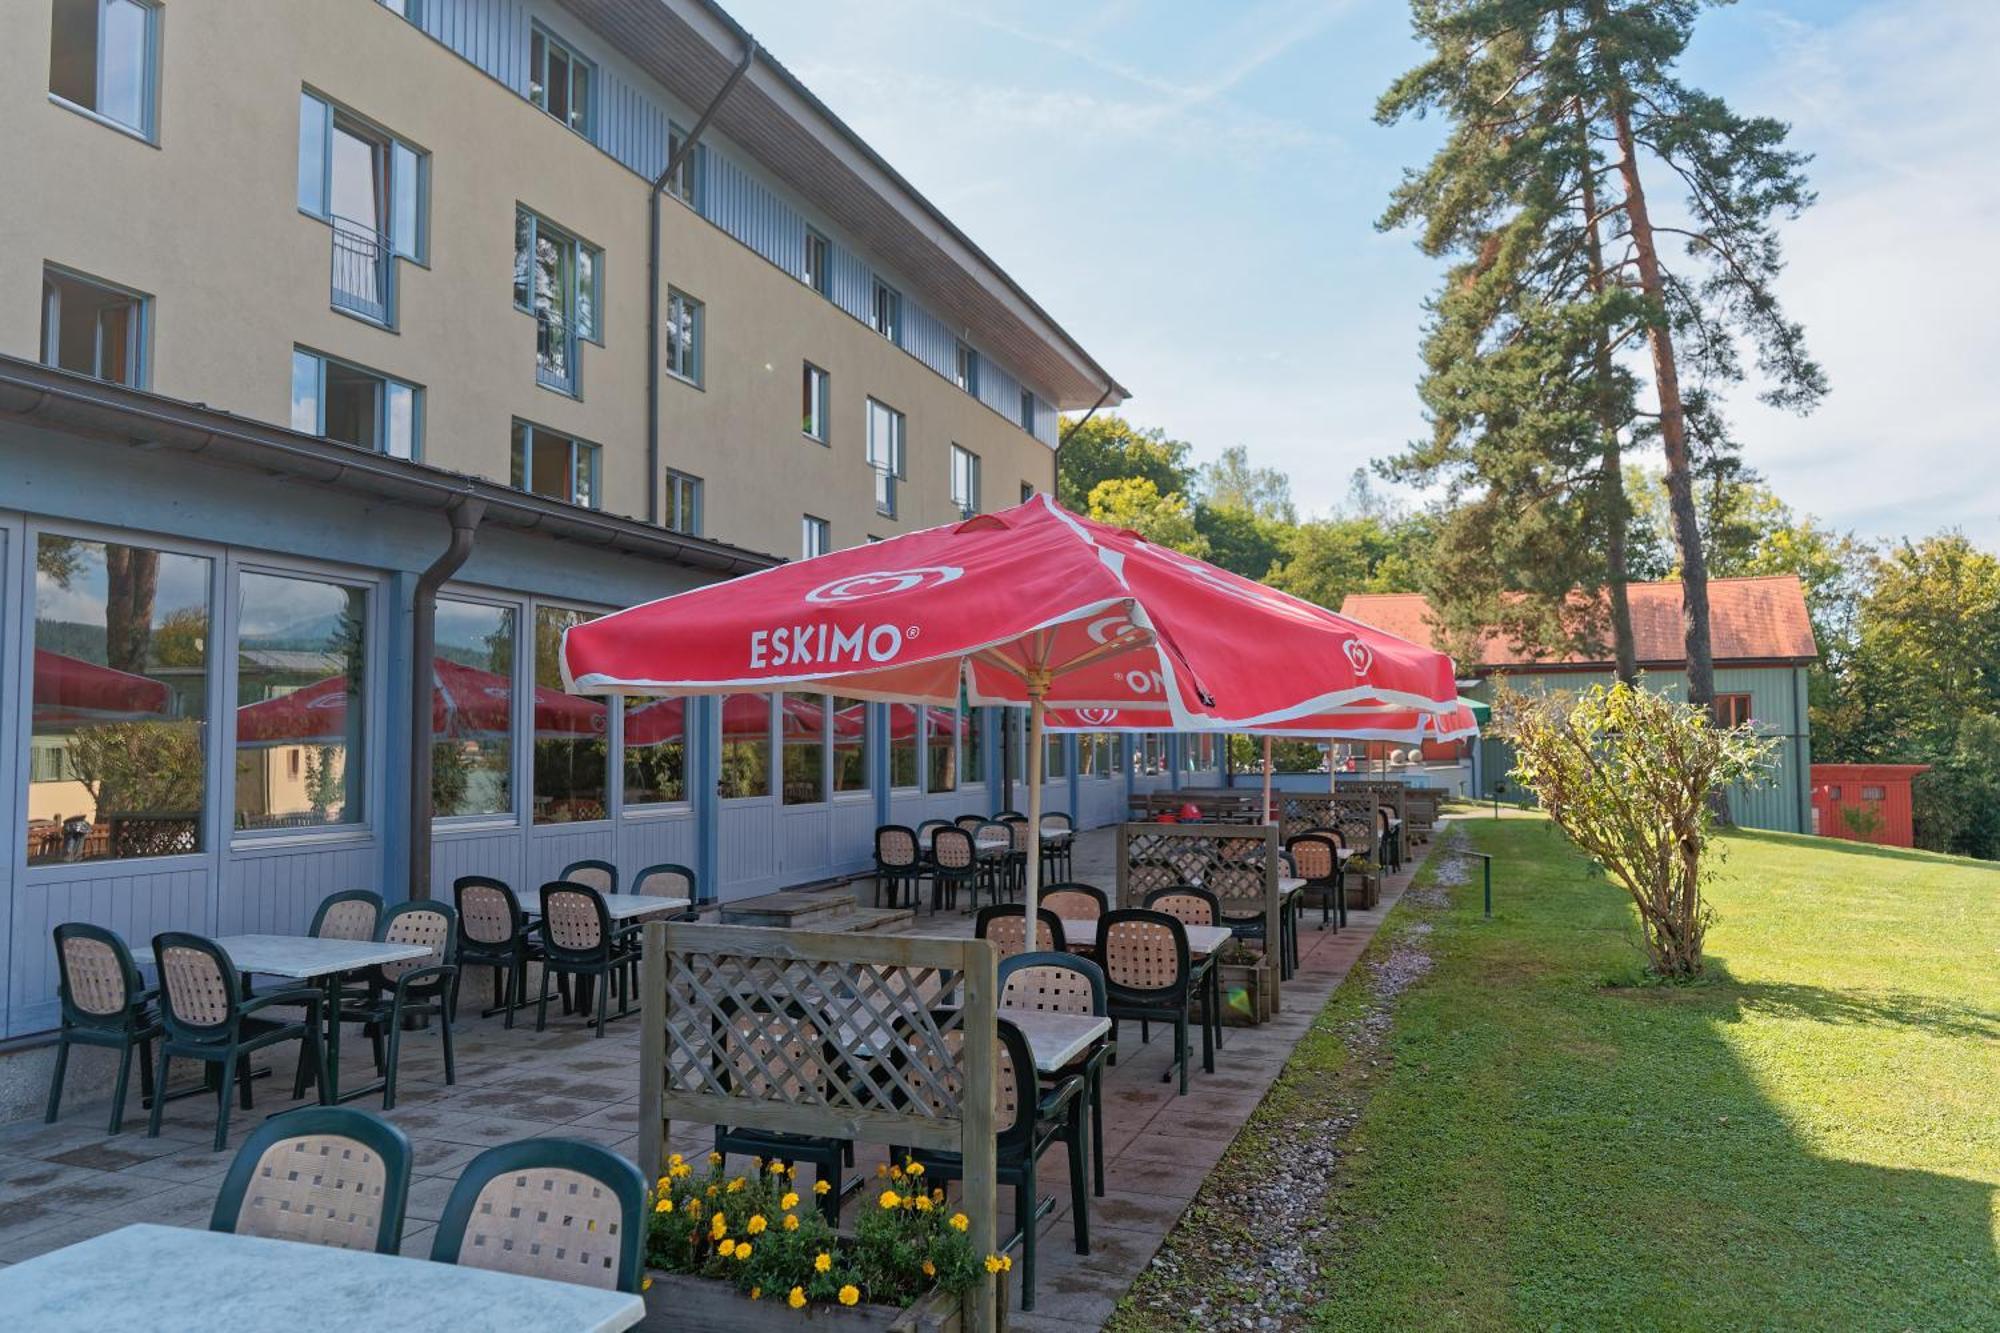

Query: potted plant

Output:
[1210, 938, 1275, 1026]
[640, 1154, 1009, 1331]
[1344, 856, 1379, 910]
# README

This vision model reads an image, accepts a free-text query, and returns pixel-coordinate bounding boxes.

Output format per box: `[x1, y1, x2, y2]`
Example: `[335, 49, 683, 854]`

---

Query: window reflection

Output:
[624, 697, 687, 806]
[233, 573, 366, 829]
[782, 693, 827, 805]
[888, 704, 919, 790]
[832, 697, 869, 794]
[29, 535, 209, 864]
[432, 599, 514, 818]
[927, 707, 959, 795]
[532, 606, 608, 823]
[719, 693, 771, 799]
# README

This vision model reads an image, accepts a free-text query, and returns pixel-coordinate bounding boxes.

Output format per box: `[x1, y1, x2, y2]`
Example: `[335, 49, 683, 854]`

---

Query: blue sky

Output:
[726, 0, 1999, 547]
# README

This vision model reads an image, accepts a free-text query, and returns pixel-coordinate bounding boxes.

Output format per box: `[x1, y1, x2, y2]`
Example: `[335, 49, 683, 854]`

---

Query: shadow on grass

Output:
[1719, 973, 2000, 1042]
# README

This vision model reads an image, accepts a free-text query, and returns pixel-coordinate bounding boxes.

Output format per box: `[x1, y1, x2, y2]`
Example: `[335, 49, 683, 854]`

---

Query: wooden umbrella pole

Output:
[1262, 735, 1274, 824]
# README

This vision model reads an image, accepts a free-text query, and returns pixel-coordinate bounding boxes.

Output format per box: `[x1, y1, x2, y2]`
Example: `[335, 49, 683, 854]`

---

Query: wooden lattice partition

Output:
[1114, 822, 1281, 996]
[636, 923, 1002, 1330]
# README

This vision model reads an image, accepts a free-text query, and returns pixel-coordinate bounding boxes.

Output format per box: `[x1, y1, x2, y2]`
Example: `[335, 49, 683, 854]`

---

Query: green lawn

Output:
[1119, 813, 2000, 1330]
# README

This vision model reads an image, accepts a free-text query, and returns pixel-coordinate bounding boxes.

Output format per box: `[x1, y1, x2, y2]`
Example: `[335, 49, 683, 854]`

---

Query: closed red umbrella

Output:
[562, 495, 1457, 923]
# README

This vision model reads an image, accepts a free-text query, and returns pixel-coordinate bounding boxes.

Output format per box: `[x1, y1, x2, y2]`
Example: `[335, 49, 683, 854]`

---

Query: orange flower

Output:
[782, 1214, 800, 1232]
[838, 1285, 861, 1307]
[814, 1252, 833, 1274]
[813, 1179, 832, 1196]
[746, 1214, 767, 1235]
[787, 1287, 807, 1310]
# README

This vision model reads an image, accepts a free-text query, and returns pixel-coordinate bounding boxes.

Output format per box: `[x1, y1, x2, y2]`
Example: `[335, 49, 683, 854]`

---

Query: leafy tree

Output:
[1085, 477, 1208, 557]
[1196, 445, 1296, 523]
[1912, 713, 2000, 860]
[1055, 415, 1192, 509]
[1191, 503, 1288, 581]
[1267, 514, 1430, 610]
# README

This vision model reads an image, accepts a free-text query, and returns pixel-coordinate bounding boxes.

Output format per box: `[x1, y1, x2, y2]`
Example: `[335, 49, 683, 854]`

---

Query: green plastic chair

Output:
[46, 923, 161, 1135]
[432, 1138, 646, 1293]
[210, 1105, 412, 1254]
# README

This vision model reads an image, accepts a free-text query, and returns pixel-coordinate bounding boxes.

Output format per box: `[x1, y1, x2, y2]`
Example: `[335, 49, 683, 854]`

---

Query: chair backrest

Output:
[431, 1138, 647, 1293]
[539, 882, 611, 958]
[454, 875, 522, 948]
[954, 814, 987, 834]
[1145, 884, 1219, 928]
[52, 922, 143, 1025]
[1096, 909, 1190, 997]
[998, 950, 1105, 1018]
[631, 862, 698, 904]
[211, 1106, 412, 1254]
[916, 819, 952, 841]
[1039, 812, 1074, 836]
[376, 901, 455, 984]
[994, 809, 1027, 822]
[559, 859, 619, 896]
[1286, 832, 1340, 881]
[310, 890, 383, 944]
[974, 819, 1012, 853]
[1007, 818, 1035, 853]
[974, 905, 1065, 959]
[1041, 883, 1108, 922]
[152, 932, 243, 1039]
[931, 827, 976, 871]
[908, 1018, 1036, 1155]
[874, 825, 920, 871]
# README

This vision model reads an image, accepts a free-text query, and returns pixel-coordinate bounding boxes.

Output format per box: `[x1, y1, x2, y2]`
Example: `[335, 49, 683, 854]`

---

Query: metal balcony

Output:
[330, 217, 391, 325]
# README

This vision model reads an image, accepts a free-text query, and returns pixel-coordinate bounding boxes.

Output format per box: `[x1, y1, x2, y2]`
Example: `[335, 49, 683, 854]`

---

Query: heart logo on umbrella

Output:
[1077, 707, 1120, 725]
[1344, 639, 1374, 676]
[805, 567, 963, 604]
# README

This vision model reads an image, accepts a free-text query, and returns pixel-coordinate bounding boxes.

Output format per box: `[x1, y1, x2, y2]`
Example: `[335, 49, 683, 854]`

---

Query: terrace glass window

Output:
[927, 707, 960, 794]
[528, 24, 593, 138]
[719, 692, 771, 799]
[30, 534, 210, 865]
[291, 349, 420, 459]
[233, 572, 367, 831]
[431, 599, 513, 819]
[533, 606, 608, 824]
[41, 265, 146, 387]
[510, 421, 600, 508]
[665, 470, 703, 535]
[866, 398, 906, 518]
[514, 208, 601, 395]
[623, 697, 686, 807]
[783, 692, 827, 806]
[1045, 732, 1069, 780]
[832, 696, 868, 794]
[889, 704, 919, 789]
[49, 0, 158, 139]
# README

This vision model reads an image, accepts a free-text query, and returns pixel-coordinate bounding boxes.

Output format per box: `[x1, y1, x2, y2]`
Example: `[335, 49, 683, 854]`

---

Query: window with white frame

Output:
[49, 0, 159, 140]
[802, 362, 829, 442]
[234, 571, 370, 831]
[291, 348, 421, 459]
[665, 469, 703, 535]
[528, 24, 592, 137]
[533, 605, 609, 823]
[803, 229, 831, 297]
[866, 398, 906, 518]
[41, 265, 147, 387]
[666, 289, 703, 386]
[514, 208, 601, 395]
[665, 121, 701, 208]
[510, 421, 600, 508]
[801, 514, 830, 559]
[872, 280, 901, 345]
[298, 90, 426, 325]
[955, 342, 979, 397]
[431, 598, 514, 818]
[950, 444, 981, 518]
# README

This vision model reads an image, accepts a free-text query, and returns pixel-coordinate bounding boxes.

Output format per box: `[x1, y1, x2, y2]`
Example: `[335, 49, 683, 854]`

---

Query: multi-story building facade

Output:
[0, 0, 1126, 1054]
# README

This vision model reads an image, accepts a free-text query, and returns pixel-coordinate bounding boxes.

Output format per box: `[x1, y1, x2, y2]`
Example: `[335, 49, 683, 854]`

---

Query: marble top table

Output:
[1057, 919, 1232, 958]
[0, 1224, 645, 1332]
[996, 1009, 1112, 1071]
[524, 893, 691, 921]
[918, 830, 1011, 855]
[216, 934, 431, 978]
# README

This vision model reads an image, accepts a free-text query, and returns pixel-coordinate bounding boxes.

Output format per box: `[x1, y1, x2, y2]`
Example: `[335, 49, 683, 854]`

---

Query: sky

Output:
[725, 0, 2000, 547]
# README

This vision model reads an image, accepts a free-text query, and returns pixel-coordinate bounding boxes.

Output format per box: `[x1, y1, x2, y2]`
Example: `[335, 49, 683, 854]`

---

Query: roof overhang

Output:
[0, 356, 781, 576]
[555, 0, 1127, 412]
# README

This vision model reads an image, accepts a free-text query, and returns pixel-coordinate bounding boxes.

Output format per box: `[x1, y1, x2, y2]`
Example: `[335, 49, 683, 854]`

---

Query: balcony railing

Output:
[536, 312, 577, 395]
[330, 216, 391, 325]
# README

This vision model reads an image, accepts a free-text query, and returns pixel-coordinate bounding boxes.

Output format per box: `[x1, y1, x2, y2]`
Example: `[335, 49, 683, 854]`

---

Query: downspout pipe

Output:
[647, 42, 756, 523]
[408, 497, 484, 900]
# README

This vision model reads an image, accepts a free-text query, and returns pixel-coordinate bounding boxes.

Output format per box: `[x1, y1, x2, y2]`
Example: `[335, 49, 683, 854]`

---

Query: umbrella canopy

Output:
[234, 659, 608, 747]
[1042, 700, 1482, 744]
[32, 649, 173, 724]
[561, 495, 1458, 926]
[624, 694, 865, 747]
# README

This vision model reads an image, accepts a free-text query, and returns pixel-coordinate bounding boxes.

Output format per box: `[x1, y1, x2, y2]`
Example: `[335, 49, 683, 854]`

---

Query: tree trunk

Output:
[1577, 100, 1639, 685]
[1608, 96, 1716, 714]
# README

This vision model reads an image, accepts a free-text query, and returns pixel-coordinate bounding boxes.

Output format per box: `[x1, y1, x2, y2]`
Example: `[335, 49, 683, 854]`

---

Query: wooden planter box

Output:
[1344, 871, 1380, 911]
[1211, 954, 1276, 1026]
[638, 1271, 1003, 1332]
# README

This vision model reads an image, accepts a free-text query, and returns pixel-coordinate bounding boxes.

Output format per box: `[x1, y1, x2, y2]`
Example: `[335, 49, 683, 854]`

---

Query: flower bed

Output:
[639, 1153, 1009, 1329]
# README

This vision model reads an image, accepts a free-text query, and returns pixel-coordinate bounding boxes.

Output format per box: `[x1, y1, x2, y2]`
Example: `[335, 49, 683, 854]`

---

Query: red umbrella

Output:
[32, 649, 172, 724]
[235, 659, 608, 747]
[562, 495, 1457, 923]
[625, 694, 866, 747]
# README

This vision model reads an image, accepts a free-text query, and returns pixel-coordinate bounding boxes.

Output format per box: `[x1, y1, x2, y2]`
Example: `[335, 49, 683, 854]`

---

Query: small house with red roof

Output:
[1340, 576, 1818, 833]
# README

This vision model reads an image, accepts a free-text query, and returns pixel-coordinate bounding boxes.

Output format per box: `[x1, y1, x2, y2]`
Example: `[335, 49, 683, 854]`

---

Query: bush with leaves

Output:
[1502, 682, 1775, 978]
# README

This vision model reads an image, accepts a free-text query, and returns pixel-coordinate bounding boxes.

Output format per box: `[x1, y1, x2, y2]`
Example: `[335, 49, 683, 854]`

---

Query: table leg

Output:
[322, 974, 341, 1105]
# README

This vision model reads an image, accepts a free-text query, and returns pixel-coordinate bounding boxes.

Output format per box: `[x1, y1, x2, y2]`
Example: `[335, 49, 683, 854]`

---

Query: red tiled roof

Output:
[1340, 576, 1818, 669]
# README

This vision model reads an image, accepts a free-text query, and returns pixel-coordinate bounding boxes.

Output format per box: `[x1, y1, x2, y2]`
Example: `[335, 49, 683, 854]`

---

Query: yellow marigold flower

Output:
[813, 1179, 832, 1196]
[717, 1238, 735, 1258]
[752, 1156, 765, 1169]
[814, 1252, 832, 1274]
[785, 1164, 797, 1178]
[642, 1276, 653, 1292]
[735, 1243, 752, 1262]
[913, 1195, 933, 1212]
[931, 1188, 944, 1203]
[747, 1214, 767, 1235]
[653, 1198, 672, 1214]
[671, 1163, 691, 1179]
[781, 1192, 799, 1211]
[788, 1287, 807, 1310]
[657, 1176, 670, 1190]
[705, 1186, 718, 1199]
[878, 1190, 901, 1210]
[782, 1214, 800, 1232]
[708, 1151, 723, 1166]
[770, 1160, 787, 1174]
[984, 1254, 1012, 1274]
[949, 1212, 969, 1233]
[750, 1287, 761, 1301]
[710, 1213, 728, 1240]
[669, 1153, 684, 1167]
[922, 1259, 936, 1278]
[889, 1165, 904, 1181]
[727, 1177, 745, 1194]
[838, 1285, 860, 1307]
[875, 1164, 888, 1178]
[906, 1161, 925, 1177]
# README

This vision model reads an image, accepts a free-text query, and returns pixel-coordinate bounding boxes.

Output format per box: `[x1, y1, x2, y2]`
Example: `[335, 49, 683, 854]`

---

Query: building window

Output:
[665, 469, 703, 535]
[1020, 481, 1035, 505]
[41, 265, 146, 387]
[665, 121, 701, 208]
[29, 533, 210, 865]
[801, 514, 830, 560]
[950, 444, 981, 518]
[528, 24, 592, 138]
[866, 398, 906, 518]
[378, 0, 421, 22]
[510, 421, 600, 508]
[665, 289, 703, 386]
[719, 693, 771, 799]
[955, 342, 980, 397]
[872, 280, 901, 345]
[1044, 731, 1068, 780]
[623, 697, 686, 806]
[832, 695, 868, 793]
[783, 692, 828, 806]
[964, 705, 985, 784]
[533, 606, 609, 824]
[927, 707, 960, 794]
[514, 208, 601, 395]
[298, 90, 426, 325]
[291, 348, 421, 459]
[432, 599, 513, 818]
[234, 572, 368, 831]
[1020, 389, 1038, 433]
[888, 704, 919, 789]
[1860, 784, 1886, 801]
[49, 0, 159, 140]
[1715, 693, 1753, 727]
[802, 362, 829, 442]
[803, 229, 831, 297]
